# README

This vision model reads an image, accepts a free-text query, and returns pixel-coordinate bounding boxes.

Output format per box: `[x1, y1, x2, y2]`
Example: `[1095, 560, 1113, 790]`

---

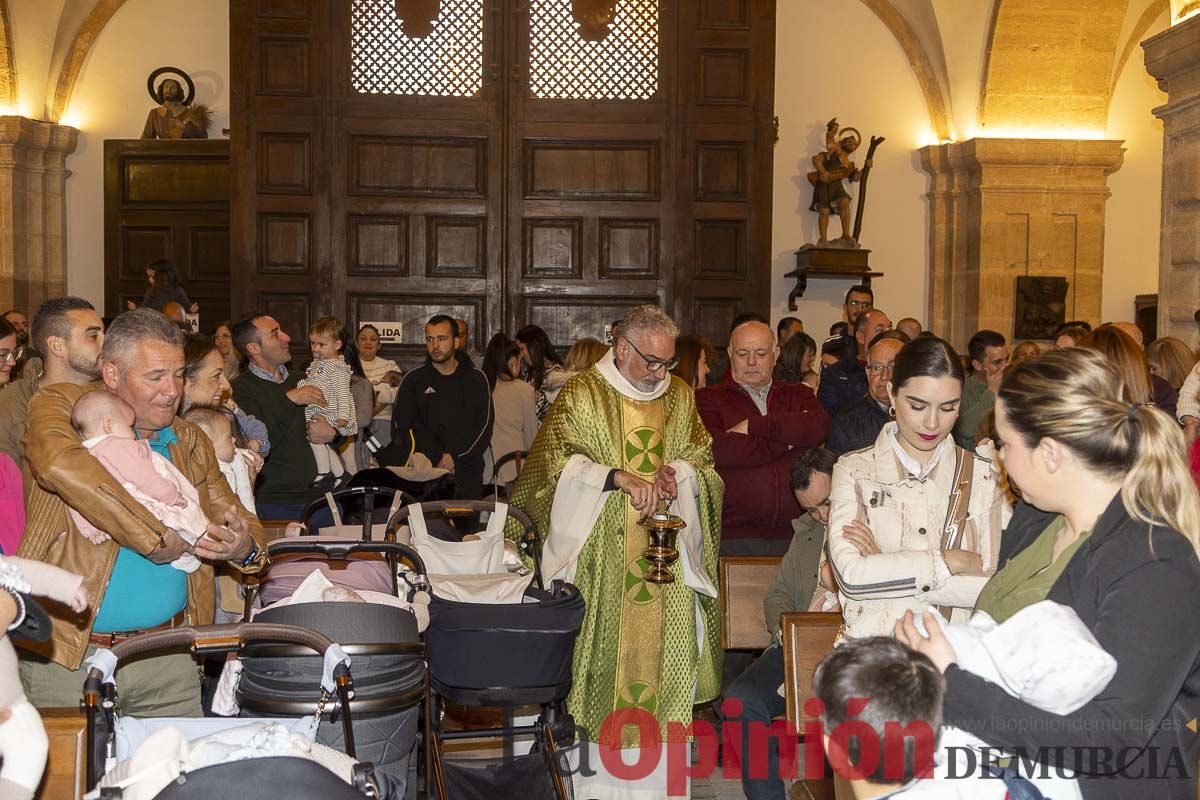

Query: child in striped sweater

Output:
[301, 317, 358, 489]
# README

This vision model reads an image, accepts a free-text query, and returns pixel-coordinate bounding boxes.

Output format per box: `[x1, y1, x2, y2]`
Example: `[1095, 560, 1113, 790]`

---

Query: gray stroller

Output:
[82, 622, 389, 798]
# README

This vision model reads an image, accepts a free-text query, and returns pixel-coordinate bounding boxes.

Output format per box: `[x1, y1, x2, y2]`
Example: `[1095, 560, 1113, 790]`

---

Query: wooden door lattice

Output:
[350, 0, 484, 96]
[232, 0, 774, 366]
[528, 0, 659, 100]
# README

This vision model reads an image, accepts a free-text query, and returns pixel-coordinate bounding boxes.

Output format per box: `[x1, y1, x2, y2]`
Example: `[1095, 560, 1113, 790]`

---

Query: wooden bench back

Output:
[35, 708, 86, 800]
[781, 611, 843, 729]
[719, 556, 782, 650]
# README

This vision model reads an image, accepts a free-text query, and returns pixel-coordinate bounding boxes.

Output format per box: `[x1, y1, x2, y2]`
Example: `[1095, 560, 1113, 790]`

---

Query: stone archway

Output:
[0, 0, 16, 109]
[49, 0, 128, 123]
[979, 0, 1130, 136]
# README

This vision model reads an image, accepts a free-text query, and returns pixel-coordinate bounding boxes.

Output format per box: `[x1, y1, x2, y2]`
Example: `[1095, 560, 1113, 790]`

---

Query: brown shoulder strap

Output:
[940, 447, 975, 551]
[936, 448, 976, 621]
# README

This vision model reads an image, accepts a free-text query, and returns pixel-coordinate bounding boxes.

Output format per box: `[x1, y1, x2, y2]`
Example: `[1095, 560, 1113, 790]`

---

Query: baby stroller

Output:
[385, 500, 586, 800]
[250, 486, 415, 608]
[82, 622, 387, 799]
[238, 531, 431, 791]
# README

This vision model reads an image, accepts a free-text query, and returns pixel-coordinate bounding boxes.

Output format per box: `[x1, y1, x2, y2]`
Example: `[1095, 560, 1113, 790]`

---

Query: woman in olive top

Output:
[898, 348, 1200, 800]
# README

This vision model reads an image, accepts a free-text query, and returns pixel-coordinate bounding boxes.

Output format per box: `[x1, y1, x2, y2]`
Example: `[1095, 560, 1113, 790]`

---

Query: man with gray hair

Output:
[508, 303, 723, 795]
[17, 308, 266, 715]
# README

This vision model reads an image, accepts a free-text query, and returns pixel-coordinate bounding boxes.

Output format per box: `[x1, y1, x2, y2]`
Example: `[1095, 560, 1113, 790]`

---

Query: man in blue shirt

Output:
[17, 309, 266, 715]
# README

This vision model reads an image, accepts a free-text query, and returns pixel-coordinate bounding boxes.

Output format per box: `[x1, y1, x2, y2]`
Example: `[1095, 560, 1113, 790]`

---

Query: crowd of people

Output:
[0, 271, 1199, 799]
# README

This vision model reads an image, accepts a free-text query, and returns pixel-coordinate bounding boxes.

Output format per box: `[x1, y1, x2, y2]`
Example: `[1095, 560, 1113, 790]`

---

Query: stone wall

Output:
[0, 116, 78, 312]
[920, 138, 1125, 348]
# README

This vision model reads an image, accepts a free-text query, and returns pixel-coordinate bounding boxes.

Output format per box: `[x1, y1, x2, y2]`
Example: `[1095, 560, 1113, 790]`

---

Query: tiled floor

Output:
[692, 771, 750, 799]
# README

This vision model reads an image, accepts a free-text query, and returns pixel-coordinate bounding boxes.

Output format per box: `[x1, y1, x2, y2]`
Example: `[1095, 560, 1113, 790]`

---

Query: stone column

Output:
[918, 138, 1124, 350]
[0, 116, 79, 312]
[1145, 17, 1200, 343]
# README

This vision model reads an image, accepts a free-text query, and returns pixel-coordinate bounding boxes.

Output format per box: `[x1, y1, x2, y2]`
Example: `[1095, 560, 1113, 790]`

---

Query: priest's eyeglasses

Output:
[624, 337, 679, 373]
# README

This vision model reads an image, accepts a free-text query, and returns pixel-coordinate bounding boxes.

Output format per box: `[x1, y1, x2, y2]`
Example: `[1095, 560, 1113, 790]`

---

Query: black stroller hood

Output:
[240, 600, 423, 701]
[427, 581, 585, 698]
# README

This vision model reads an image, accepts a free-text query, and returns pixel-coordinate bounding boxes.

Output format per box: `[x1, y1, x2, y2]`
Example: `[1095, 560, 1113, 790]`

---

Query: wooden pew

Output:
[781, 612, 844, 800]
[34, 708, 87, 800]
[719, 556, 783, 651]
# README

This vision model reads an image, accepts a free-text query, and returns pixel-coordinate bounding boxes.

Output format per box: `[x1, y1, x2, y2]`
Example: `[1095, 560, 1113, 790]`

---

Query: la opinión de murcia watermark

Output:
[552, 698, 1194, 797]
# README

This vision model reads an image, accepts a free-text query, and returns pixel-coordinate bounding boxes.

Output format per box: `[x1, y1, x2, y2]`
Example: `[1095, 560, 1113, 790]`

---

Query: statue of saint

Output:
[808, 118, 872, 247]
[141, 78, 207, 140]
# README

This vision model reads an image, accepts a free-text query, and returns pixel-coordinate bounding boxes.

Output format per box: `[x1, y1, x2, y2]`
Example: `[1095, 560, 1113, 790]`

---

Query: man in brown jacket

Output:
[16, 309, 266, 715]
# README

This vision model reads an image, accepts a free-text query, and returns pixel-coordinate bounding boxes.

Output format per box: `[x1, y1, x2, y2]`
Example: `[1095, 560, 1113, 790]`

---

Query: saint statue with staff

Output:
[808, 118, 873, 247]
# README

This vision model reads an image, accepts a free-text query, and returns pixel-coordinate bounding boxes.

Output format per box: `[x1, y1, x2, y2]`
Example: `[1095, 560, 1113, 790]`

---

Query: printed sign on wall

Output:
[359, 322, 404, 344]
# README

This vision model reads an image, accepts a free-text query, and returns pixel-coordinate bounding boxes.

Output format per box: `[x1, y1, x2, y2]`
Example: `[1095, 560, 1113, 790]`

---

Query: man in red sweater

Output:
[696, 320, 830, 556]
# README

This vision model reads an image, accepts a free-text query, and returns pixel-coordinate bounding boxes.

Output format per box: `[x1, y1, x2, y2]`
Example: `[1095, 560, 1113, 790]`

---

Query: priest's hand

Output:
[654, 464, 678, 501]
[614, 470, 661, 519]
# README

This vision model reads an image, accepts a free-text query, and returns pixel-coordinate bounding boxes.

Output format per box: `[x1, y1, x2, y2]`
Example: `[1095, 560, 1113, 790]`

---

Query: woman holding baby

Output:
[898, 347, 1200, 799]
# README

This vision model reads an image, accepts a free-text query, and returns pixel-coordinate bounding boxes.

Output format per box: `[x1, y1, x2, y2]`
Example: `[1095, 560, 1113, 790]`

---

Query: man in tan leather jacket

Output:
[16, 309, 266, 715]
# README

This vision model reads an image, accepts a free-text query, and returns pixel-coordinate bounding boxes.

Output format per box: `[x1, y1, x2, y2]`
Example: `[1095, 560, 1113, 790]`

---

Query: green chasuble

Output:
[507, 363, 724, 748]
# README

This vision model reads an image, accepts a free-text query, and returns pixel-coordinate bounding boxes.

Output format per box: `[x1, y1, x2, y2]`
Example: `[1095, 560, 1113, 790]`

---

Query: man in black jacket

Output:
[827, 330, 908, 454]
[382, 314, 493, 500]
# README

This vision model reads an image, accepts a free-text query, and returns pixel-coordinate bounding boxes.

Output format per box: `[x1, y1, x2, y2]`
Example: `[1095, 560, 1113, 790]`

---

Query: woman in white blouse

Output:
[827, 336, 1008, 640]
[356, 324, 403, 446]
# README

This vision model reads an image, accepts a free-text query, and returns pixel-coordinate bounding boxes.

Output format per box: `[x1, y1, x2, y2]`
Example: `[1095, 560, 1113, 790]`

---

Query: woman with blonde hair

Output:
[899, 347, 1200, 800]
[827, 336, 1008, 640]
[562, 336, 606, 374]
[1145, 336, 1196, 391]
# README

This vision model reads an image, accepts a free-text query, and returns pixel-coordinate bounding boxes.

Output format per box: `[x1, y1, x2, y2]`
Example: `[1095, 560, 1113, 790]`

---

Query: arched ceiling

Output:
[859, 0, 954, 141]
[977, 0, 1129, 137]
[0, 1, 16, 108]
[49, 0, 125, 122]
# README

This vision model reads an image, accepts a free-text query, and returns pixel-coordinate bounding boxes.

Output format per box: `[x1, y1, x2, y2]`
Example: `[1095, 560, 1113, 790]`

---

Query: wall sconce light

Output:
[572, 0, 618, 41]
[395, 0, 441, 39]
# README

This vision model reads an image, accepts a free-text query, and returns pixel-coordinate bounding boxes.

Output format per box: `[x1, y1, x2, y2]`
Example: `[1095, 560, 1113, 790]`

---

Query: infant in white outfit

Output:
[910, 600, 1117, 799]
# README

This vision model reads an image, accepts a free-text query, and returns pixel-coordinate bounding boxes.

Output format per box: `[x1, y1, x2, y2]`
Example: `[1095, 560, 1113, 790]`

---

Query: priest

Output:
[508, 304, 723, 796]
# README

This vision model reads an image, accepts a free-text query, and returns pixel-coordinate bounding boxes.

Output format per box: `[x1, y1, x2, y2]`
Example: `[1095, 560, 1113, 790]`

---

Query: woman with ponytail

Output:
[899, 347, 1200, 799]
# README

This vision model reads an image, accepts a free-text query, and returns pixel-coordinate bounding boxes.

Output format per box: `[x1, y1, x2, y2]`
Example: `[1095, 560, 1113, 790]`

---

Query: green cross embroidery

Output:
[615, 680, 659, 717]
[624, 427, 665, 475]
[623, 557, 662, 604]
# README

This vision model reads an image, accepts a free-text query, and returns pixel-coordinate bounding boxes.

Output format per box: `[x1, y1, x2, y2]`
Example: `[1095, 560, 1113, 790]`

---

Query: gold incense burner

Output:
[639, 501, 686, 584]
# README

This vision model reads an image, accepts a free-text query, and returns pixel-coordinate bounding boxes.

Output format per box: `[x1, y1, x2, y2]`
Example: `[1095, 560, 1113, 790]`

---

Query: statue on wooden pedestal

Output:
[141, 68, 210, 140]
[807, 118, 873, 247]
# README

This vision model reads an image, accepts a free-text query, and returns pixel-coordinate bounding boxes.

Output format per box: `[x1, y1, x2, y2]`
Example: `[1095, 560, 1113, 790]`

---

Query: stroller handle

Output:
[298, 486, 415, 534]
[82, 622, 358, 791]
[384, 500, 538, 540]
[266, 539, 427, 574]
[96, 622, 336, 667]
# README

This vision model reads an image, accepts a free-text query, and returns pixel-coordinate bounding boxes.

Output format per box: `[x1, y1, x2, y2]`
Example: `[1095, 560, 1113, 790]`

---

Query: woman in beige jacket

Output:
[828, 336, 1008, 639]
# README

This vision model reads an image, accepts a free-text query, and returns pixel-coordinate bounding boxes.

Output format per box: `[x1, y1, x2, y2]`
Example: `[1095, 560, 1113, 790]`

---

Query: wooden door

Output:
[229, 0, 334, 358]
[231, 0, 775, 365]
[674, 0, 776, 347]
[104, 139, 231, 327]
[507, 0, 676, 351]
[330, 0, 505, 362]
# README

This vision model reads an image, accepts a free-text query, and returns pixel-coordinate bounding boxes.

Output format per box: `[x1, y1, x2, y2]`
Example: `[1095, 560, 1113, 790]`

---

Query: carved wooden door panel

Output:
[330, 0, 504, 363]
[230, 0, 334, 358]
[673, 0, 776, 347]
[231, 0, 774, 363]
[507, 0, 674, 350]
[105, 140, 231, 327]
